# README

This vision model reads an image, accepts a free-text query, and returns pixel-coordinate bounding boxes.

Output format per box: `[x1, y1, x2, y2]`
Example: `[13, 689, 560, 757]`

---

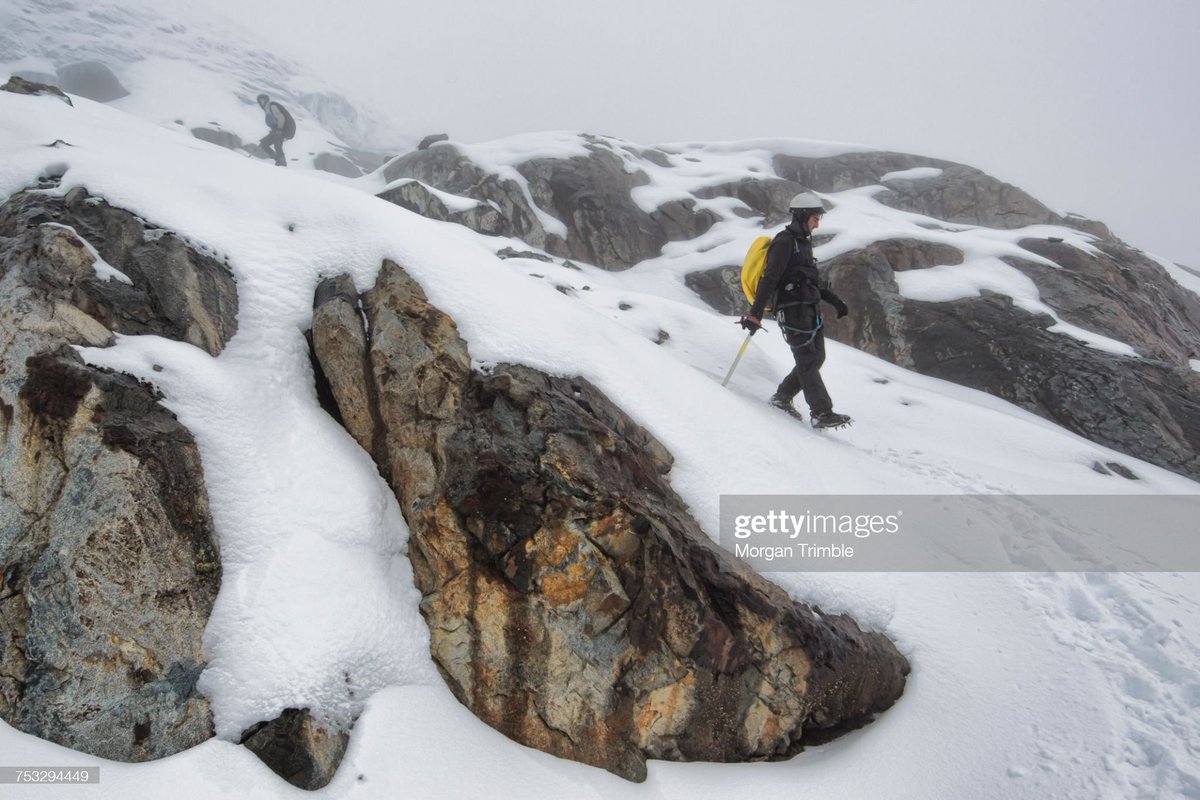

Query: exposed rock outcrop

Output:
[821, 237, 1200, 479]
[383, 144, 564, 255]
[382, 139, 719, 269]
[2, 75, 73, 106]
[518, 146, 673, 268]
[685, 265, 744, 316]
[378, 135, 1200, 480]
[310, 262, 910, 782]
[240, 709, 349, 791]
[0, 189, 238, 355]
[0, 188, 234, 760]
[875, 164, 1059, 229]
[191, 127, 243, 151]
[313, 152, 363, 179]
[418, 133, 449, 151]
[377, 180, 513, 238]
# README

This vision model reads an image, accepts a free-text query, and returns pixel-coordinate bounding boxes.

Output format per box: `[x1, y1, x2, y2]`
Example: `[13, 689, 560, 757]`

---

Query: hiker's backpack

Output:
[740, 236, 774, 311]
[273, 102, 296, 140]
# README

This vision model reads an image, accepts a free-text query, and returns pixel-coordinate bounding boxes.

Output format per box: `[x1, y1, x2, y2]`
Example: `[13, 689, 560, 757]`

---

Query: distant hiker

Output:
[739, 192, 852, 429]
[256, 93, 294, 166]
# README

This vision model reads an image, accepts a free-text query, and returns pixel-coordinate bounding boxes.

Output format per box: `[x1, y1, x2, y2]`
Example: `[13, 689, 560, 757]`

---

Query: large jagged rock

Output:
[876, 164, 1060, 229]
[0, 188, 233, 760]
[773, 150, 1056, 226]
[382, 138, 718, 269]
[519, 141, 708, 268]
[383, 144, 564, 254]
[377, 180, 513, 238]
[685, 265, 745, 315]
[310, 262, 909, 782]
[694, 177, 802, 227]
[0, 189, 238, 355]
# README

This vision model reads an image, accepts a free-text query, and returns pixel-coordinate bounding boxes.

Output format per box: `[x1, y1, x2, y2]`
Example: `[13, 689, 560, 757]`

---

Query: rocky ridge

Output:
[376, 137, 1200, 480]
[0, 105, 910, 788]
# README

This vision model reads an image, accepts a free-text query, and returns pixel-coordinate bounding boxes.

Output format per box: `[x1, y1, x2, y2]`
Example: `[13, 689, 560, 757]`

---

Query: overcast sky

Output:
[213, 0, 1197, 267]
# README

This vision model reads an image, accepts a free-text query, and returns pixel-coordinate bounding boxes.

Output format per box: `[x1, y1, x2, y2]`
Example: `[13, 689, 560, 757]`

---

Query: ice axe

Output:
[721, 331, 755, 387]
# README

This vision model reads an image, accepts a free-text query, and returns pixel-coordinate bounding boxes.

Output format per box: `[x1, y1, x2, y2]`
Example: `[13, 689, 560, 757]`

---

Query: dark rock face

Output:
[191, 127, 243, 151]
[635, 147, 1199, 482]
[1, 75, 73, 105]
[0, 189, 238, 355]
[377, 180, 513, 238]
[310, 263, 910, 782]
[822, 238, 1200, 480]
[775, 150, 1073, 230]
[774, 151, 949, 193]
[0, 188, 232, 760]
[418, 133, 449, 151]
[1007, 239, 1198, 363]
[685, 265, 745, 316]
[382, 140, 718, 269]
[694, 178, 802, 226]
[241, 709, 349, 791]
[314, 152, 363, 179]
[383, 145, 564, 254]
[519, 148, 671, 268]
[876, 164, 1059, 229]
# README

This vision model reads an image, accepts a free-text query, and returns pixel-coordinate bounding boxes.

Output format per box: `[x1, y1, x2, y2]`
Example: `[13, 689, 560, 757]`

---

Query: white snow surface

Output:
[377, 178, 485, 214]
[880, 166, 945, 182]
[2, 92, 1200, 800]
[0, 0, 412, 153]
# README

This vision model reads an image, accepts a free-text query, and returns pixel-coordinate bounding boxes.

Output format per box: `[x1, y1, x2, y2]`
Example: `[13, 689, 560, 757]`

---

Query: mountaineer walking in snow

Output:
[739, 192, 852, 429]
[256, 93, 294, 167]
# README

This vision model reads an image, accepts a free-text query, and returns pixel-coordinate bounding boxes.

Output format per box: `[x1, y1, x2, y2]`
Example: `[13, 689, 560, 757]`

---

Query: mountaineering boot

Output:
[811, 411, 852, 429]
[769, 393, 804, 421]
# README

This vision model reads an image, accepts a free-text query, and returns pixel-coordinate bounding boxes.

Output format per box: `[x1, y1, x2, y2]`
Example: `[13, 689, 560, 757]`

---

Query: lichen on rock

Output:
[310, 261, 910, 782]
[0, 187, 232, 761]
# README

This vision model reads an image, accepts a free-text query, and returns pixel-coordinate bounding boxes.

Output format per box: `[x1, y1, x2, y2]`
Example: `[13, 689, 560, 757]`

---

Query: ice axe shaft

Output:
[721, 332, 754, 387]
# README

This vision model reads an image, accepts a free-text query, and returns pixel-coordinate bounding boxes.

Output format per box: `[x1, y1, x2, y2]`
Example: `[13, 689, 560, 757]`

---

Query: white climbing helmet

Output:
[788, 191, 826, 214]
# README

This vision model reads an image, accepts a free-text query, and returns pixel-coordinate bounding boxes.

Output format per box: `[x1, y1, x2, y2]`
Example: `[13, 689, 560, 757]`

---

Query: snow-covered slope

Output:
[0, 0, 411, 161]
[3, 81, 1199, 800]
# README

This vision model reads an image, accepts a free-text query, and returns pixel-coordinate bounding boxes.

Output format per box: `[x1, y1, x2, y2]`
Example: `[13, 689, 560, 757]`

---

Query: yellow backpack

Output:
[740, 236, 774, 311]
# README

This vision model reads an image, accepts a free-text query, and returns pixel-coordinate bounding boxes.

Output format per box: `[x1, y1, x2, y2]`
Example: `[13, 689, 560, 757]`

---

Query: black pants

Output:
[776, 305, 833, 415]
[261, 130, 287, 166]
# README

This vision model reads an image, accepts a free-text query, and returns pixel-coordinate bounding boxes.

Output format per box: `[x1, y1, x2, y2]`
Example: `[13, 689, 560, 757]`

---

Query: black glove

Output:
[738, 315, 762, 334]
[833, 300, 849, 319]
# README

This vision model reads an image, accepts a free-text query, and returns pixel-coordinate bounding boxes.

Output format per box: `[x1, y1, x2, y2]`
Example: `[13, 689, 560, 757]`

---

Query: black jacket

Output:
[749, 221, 844, 318]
